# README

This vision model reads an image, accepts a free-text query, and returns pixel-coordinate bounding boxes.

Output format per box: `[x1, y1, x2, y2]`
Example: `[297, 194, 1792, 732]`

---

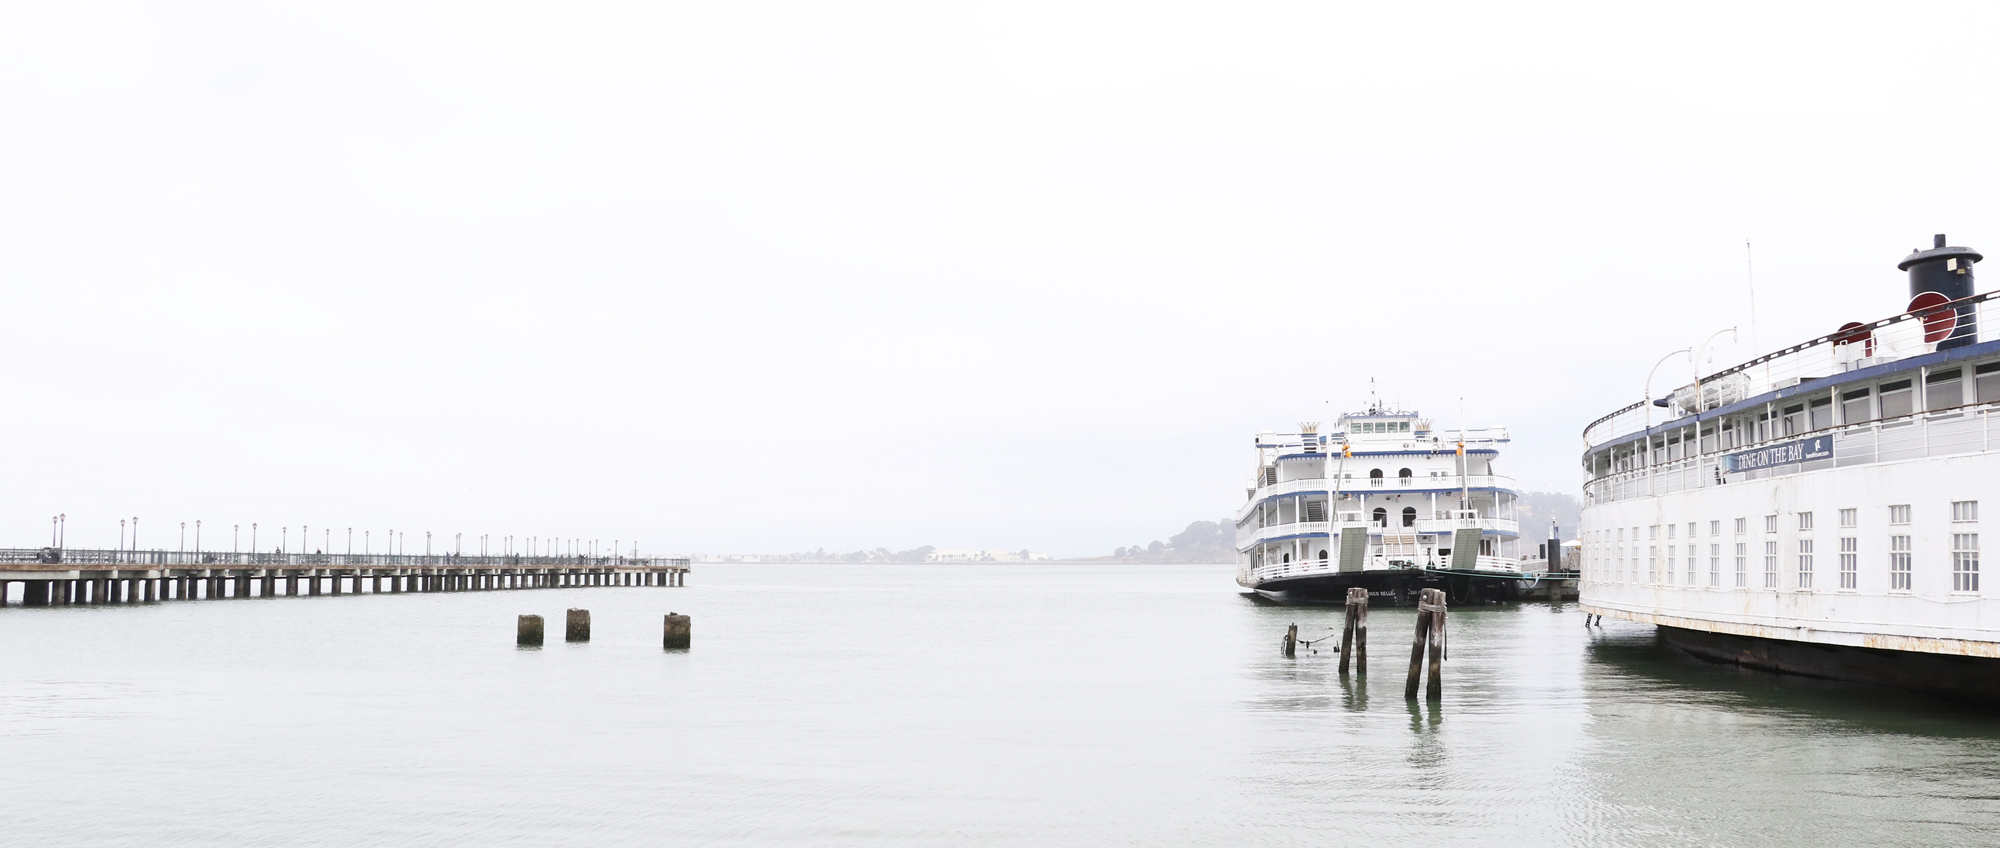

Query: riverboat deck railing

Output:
[1583, 291, 2000, 449]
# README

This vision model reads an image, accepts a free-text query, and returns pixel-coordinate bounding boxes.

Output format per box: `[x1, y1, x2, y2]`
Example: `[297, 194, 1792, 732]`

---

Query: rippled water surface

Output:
[5, 563, 2000, 846]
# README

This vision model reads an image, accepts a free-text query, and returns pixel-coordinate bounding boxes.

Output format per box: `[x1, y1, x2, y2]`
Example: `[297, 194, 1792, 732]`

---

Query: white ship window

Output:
[1880, 380, 1914, 418]
[1953, 501, 1979, 522]
[1710, 520, 1721, 537]
[1977, 361, 2000, 404]
[1734, 517, 1747, 535]
[1764, 514, 1778, 533]
[1839, 537, 1858, 590]
[1648, 546, 1658, 583]
[1398, 468, 1413, 483]
[1839, 508, 1857, 528]
[1927, 368, 1963, 412]
[1809, 396, 1832, 430]
[1763, 541, 1779, 588]
[1372, 507, 1387, 526]
[1709, 544, 1721, 587]
[1649, 525, 1660, 540]
[1798, 512, 1814, 531]
[1699, 425, 1716, 454]
[1890, 504, 1912, 525]
[1402, 507, 1416, 527]
[1687, 522, 1697, 541]
[1666, 545, 1676, 583]
[1954, 534, 1980, 592]
[1841, 388, 1872, 424]
[1686, 544, 1696, 584]
[1889, 535, 1912, 591]
[1797, 538, 1814, 590]
[1781, 404, 1806, 436]
[1667, 524, 1677, 540]
[1734, 543, 1747, 588]
[1755, 411, 1772, 442]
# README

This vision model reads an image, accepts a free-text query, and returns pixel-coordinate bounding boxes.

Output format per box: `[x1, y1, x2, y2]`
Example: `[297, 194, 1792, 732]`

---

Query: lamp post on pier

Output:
[195, 520, 201, 554]
[180, 522, 185, 552]
[426, 531, 431, 557]
[58, 514, 64, 551]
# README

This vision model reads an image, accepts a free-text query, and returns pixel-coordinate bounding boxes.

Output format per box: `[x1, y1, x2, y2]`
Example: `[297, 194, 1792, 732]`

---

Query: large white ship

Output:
[1579, 234, 2000, 699]
[1234, 399, 1543, 604]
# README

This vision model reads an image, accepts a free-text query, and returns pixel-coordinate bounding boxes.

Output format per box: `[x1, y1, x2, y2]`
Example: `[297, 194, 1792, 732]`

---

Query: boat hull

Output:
[1659, 625, 2000, 702]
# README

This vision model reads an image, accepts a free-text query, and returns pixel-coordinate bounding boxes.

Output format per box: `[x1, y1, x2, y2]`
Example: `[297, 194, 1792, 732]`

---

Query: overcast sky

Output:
[4, 2, 1998, 557]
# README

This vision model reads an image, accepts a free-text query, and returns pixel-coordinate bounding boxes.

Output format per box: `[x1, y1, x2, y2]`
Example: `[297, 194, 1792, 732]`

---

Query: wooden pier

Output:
[0, 549, 688, 606]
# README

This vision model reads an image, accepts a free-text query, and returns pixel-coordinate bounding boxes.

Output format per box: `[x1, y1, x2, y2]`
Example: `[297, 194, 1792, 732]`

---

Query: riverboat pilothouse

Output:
[1580, 234, 2000, 700]
[1234, 398, 1536, 604]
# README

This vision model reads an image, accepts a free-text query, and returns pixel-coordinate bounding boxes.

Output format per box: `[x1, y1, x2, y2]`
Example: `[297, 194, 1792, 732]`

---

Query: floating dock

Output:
[0, 549, 689, 606]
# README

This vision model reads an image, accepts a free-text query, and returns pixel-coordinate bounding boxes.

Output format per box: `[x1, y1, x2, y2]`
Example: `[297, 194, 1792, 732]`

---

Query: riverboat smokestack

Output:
[1899, 233, 1982, 350]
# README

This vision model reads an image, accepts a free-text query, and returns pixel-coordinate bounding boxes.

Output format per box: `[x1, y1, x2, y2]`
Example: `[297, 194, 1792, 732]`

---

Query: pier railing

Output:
[0, 548, 691, 570]
[1584, 291, 2000, 449]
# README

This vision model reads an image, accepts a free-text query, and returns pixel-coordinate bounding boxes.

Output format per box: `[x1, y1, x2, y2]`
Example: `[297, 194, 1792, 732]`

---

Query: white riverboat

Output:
[1234, 399, 1539, 604]
[1579, 234, 2000, 699]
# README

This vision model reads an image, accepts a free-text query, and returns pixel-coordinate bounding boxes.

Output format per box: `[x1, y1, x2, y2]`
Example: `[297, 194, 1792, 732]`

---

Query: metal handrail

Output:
[0, 548, 693, 569]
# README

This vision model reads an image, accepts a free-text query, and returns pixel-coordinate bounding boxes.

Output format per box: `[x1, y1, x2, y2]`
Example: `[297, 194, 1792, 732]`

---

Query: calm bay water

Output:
[5, 563, 1999, 846]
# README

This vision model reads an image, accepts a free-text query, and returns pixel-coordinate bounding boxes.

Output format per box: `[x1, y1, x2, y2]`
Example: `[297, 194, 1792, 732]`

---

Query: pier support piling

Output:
[518, 614, 544, 646]
[1340, 587, 1368, 675]
[1282, 623, 1297, 658]
[663, 612, 691, 650]
[566, 609, 591, 642]
[1405, 588, 1447, 701]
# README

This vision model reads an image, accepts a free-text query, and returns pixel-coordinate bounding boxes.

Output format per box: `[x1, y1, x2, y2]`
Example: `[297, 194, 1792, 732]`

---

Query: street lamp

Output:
[252, 523, 258, 553]
[426, 531, 431, 556]
[347, 528, 353, 555]
[1644, 348, 1694, 431]
[1694, 327, 1739, 413]
[195, 520, 201, 553]
[180, 522, 185, 553]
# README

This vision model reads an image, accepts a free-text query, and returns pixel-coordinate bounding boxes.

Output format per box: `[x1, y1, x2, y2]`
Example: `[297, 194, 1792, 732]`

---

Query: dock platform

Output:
[0, 549, 689, 606]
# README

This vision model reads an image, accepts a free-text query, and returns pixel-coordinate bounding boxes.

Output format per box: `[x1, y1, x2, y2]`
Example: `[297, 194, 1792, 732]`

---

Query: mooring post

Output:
[1422, 588, 1447, 701]
[1405, 589, 1435, 699]
[663, 612, 691, 650]
[518, 614, 544, 646]
[1339, 587, 1368, 674]
[566, 608, 591, 642]
[1282, 623, 1297, 658]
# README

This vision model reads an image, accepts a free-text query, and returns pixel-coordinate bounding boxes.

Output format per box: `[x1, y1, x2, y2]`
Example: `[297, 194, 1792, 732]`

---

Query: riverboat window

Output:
[1781, 404, 1805, 436]
[1798, 511, 1814, 531]
[1667, 524, 1677, 540]
[1927, 368, 1964, 412]
[1648, 546, 1658, 583]
[1763, 541, 1779, 588]
[1879, 380, 1914, 418]
[1953, 534, 1980, 592]
[1809, 397, 1832, 430]
[1797, 539, 1814, 590]
[1840, 508, 1857, 528]
[1665, 545, 1676, 582]
[1699, 425, 1716, 454]
[1710, 520, 1721, 536]
[1977, 362, 2000, 404]
[1734, 543, 1747, 588]
[1650, 525, 1659, 540]
[1369, 469, 1383, 487]
[1398, 468, 1413, 483]
[1710, 544, 1721, 587]
[1890, 535, 1912, 591]
[1755, 412, 1771, 442]
[1372, 507, 1387, 526]
[1686, 543, 1696, 584]
[1764, 514, 1778, 533]
[1890, 504, 1912, 525]
[1402, 507, 1416, 527]
[1735, 517, 1747, 535]
[1687, 522, 1697, 540]
[1839, 537, 1858, 590]
[1841, 388, 1871, 424]
[1953, 501, 1978, 522]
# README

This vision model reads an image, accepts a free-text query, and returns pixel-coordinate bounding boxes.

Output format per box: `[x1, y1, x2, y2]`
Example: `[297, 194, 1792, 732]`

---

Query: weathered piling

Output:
[566, 608, 591, 642]
[1339, 587, 1368, 674]
[1404, 588, 1447, 700]
[518, 614, 544, 646]
[1282, 623, 1297, 658]
[663, 612, 691, 650]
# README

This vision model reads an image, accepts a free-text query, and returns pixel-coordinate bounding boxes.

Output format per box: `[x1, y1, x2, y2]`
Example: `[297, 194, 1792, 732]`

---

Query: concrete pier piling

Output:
[663, 613, 691, 650]
[1339, 587, 1368, 675]
[518, 614, 545, 646]
[566, 609, 591, 642]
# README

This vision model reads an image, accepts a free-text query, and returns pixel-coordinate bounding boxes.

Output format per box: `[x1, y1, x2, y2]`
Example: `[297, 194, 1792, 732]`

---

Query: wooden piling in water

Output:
[663, 612, 691, 650]
[1424, 589, 1446, 701]
[1282, 623, 1297, 658]
[566, 609, 591, 642]
[518, 614, 544, 646]
[1339, 587, 1368, 674]
[1405, 588, 1447, 700]
[1405, 589, 1433, 699]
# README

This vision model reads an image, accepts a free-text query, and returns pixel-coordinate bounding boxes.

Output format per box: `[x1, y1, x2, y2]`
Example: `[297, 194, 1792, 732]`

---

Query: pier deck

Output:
[0, 549, 689, 606]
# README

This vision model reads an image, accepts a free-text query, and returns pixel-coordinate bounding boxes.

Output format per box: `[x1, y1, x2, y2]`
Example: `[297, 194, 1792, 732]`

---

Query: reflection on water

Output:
[2, 564, 1996, 846]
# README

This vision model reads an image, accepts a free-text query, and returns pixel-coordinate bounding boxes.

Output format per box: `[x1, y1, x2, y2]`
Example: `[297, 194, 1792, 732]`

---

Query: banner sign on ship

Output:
[1723, 435, 1833, 473]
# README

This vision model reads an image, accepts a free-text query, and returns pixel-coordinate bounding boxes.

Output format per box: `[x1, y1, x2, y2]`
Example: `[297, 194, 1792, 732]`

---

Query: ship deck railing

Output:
[1583, 291, 2000, 450]
[0, 548, 691, 572]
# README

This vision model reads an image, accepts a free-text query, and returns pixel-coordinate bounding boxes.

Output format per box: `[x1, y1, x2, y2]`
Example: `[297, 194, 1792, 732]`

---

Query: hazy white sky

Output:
[4, 2, 1998, 556]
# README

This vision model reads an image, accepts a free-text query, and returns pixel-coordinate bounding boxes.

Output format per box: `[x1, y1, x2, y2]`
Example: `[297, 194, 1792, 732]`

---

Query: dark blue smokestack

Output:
[1899, 234, 1982, 350]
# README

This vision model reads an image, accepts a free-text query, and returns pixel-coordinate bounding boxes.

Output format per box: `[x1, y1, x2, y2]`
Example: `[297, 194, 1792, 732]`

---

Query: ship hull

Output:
[1658, 625, 2000, 702]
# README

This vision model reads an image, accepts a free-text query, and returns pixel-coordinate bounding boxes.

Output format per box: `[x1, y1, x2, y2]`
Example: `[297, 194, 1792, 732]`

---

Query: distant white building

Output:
[927, 549, 1051, 563]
